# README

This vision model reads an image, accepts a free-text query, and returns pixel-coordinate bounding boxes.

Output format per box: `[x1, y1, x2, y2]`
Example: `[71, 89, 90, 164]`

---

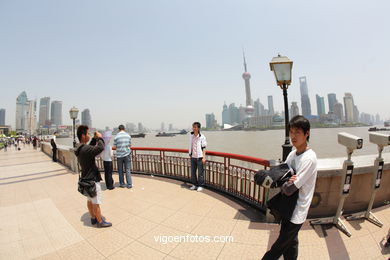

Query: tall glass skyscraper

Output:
[299, 76, 312, 117]
[50, 101, 62, 126]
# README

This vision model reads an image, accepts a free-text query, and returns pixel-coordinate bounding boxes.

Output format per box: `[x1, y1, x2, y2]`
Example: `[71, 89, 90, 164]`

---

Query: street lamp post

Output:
[270, 54, 293, 161]
[69, 107, 79, 148]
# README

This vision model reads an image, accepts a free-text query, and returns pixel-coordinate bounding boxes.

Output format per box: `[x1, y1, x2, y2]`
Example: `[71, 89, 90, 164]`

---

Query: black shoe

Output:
[108, 187, 115, 190]
[91, 216, 105, 225]
[97, 220, 112, 228]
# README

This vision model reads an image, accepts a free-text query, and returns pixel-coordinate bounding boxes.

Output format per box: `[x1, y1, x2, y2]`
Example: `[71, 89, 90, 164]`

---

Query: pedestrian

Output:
[32, 137, 37, 150]
[51, 132, 58, 162]
[75, 125, 112, 228]
[262, 115, 317, 260]
[101, 131, 115, 190]
[112, 125, 132, 188]
[188, 122, 207, 192]
[4, 141, 7, 152]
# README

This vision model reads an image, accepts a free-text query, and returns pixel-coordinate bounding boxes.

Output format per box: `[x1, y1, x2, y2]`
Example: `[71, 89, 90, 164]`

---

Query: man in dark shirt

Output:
[75, 125, 112, 228]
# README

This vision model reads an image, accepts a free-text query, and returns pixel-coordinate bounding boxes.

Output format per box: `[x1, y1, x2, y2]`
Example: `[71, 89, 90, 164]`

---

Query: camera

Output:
[254, 163, 294, 189]
[338, 132, 363, 151]
[369, 132, 390, 147]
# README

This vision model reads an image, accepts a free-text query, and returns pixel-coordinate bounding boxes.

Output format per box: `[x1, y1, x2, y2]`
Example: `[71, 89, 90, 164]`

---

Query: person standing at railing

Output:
[51, 132, 58, 162]
[188, 122, 207, 192]
[262, 115, 317, 260]
[112, 125, 133, 188]
[101, 131, 115, 190]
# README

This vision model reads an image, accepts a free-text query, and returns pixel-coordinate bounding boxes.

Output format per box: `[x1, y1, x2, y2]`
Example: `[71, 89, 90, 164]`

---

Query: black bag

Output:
[254, 163, 294, 188]
[78, 179, 97, 197]
[267, 189, 299, 222]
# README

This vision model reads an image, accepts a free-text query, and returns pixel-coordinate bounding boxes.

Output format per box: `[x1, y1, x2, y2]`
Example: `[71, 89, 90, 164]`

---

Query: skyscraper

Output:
[161, 122, 165, 132]
[138, 122, 144, 132]
[327, 93, 337, 113]
[316, 94, 326, 116]
[0, 109, 5, 125]
[267, 95, 275, 115]
[81, 109, 92, 127]
[299, 76, 312, 117]
[50, 101, 62, 126]
[343, 93, 355, 123]
[242, 51, 254, 118]
[15, 91, 29, 132]
[26, 100, 37, 135]
[290, 102, 299, 119]
[334, 102, 344, 123]
[39, 97, 51, 127]
[222, 103, 230, 125]
[228, 103, 240, 125]
[253, 98, 265, 117]
[205, 113, 217, 129]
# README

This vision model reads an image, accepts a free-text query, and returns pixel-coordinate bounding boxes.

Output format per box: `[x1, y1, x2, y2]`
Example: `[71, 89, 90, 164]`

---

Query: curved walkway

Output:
[0, 146, 389, 260]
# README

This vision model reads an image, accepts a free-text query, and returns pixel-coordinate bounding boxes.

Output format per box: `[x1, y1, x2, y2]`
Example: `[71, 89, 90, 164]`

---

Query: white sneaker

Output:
[189, 185, 197, 190]
[197, 187, 203, 192]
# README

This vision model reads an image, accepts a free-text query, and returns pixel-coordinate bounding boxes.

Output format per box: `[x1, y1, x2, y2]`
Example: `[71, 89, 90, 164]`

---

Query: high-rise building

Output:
[238, 105, 246, 123]
[242, 51, 254, 118]
[39, 97, 51, 127]
[50, 101, 62, 126]
[267, 96, 275, 115]
[327, 93, 337, 113]
[138, 122, 144, 132]
[334, 102, 344, 123]
[0, 109, 5, 125]
[81, 109, 92, 127]
[161, 122, 165, 132]
[316, 94, 326, 116]
[253, 98, 265, 117]
[353, 105, 359, 123]
[169, 124, 173, 131]
[205, 113, 217, 129]
[299, 76, 312, 117]
[16, 91, 29, 132]
[290, 102, 299, 119]
[343, 93, 355, 123]
[126, 122, 136, 133]
[222, 103, 231, 125]
[26, 100, 37, 135]
[228, 103, 240, 125]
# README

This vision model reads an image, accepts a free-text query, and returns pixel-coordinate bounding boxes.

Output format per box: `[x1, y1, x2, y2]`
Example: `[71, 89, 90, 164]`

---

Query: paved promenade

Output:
[0, 146, 389, 260]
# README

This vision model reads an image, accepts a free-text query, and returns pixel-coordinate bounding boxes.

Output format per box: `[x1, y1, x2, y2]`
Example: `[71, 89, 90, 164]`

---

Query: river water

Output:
[56, 126, 390, 160]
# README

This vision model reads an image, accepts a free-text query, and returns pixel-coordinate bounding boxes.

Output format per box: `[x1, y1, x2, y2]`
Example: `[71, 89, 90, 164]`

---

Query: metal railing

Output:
[96, 147, 270, 211]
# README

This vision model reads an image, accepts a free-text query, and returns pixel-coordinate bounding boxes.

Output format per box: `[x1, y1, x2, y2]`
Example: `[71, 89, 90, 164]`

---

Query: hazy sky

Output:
[1, 0, 389, 129]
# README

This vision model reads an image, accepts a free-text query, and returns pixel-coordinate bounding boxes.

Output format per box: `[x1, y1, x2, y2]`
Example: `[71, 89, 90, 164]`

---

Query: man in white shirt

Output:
[188, 122, 207, 192]
[262, 115, 317, 260]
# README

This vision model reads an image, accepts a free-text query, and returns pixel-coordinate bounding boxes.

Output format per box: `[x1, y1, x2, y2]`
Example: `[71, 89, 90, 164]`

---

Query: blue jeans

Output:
[117, 154, 132, 187]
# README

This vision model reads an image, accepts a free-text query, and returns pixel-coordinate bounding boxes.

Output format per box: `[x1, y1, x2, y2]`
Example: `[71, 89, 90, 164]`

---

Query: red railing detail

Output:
[97, 147, 270, 209]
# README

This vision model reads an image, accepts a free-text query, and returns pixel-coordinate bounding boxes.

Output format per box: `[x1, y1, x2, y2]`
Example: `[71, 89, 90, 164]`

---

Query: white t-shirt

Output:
[285, 149, 317, 224]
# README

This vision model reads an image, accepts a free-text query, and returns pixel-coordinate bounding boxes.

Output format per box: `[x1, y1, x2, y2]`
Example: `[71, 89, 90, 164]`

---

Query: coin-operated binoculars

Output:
[346, 132, 390, 227]
[310, 132, 363, 237]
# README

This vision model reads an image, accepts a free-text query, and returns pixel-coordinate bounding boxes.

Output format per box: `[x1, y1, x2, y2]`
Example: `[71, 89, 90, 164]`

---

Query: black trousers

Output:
[262, 218, 303, 260]
[103, 161, 114, 189]
[52, 148, 57, 162]
[191, 158, 204, 187]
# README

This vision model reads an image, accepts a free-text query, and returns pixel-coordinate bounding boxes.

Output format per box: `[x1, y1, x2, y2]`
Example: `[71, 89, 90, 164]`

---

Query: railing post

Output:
[161, 151, 165, 175]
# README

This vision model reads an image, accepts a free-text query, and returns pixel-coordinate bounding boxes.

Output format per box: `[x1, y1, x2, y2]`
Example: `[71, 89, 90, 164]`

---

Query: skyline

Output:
[1, 0, 390, 129]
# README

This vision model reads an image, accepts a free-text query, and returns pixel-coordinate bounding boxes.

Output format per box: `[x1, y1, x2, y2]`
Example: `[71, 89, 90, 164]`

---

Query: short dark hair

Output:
[77, 125, 89, 142]
[288, 115, 310, 141]
[192, 122, 201, 128]
[118, 125, 125, 130]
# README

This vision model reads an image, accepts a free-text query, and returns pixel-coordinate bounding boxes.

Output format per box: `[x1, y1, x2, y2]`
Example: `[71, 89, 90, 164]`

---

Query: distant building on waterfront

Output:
[290, 102, 299, 119]
[353, 105, 360, 123]
[242, 51, 254, 119]
[222, 103, 230, 125]
[205, 113, 217, 129]
[16, 91, 29, 132]
[253, 98, 265, 117]
[81, 109, 92, 127]
[168, 123, 173, 131]
[248, 115, 273, 128]
[26, 100, 37, 135]
[161, 122, 165, 132]
[343, 93, 355, 123]
[334, 102, 344, 123]
[0, 109, 5, 125]
[268, 96, 275, 116]
[316, 95, 326, 116]
[299, 76, 312, 117]
[126, 122, 136, 133]
[39, 97, 51, 127]
[138, 122, 144, 132]
[327, 93, 337, 113]
[50, 101, 62, 126]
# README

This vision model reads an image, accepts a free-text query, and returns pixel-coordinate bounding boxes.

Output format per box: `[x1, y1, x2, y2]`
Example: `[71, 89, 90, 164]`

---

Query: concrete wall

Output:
[41, 142, 390, 218]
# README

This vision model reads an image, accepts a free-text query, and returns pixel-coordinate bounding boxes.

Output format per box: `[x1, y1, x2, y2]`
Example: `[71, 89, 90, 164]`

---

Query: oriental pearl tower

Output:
[242, 51, 254, 118]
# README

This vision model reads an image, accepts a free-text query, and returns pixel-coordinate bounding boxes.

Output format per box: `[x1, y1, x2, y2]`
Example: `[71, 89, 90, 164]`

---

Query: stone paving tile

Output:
[0, 241, 27, 260]
[169, 238, 225, 260]
[108, 240, 167, 260]
[87, 228, 133, 258]
[56, 240, 105, 260]
[161, 211, 204, 233]
[114, 215, 158, 239]
[216, 243, 268, 260]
